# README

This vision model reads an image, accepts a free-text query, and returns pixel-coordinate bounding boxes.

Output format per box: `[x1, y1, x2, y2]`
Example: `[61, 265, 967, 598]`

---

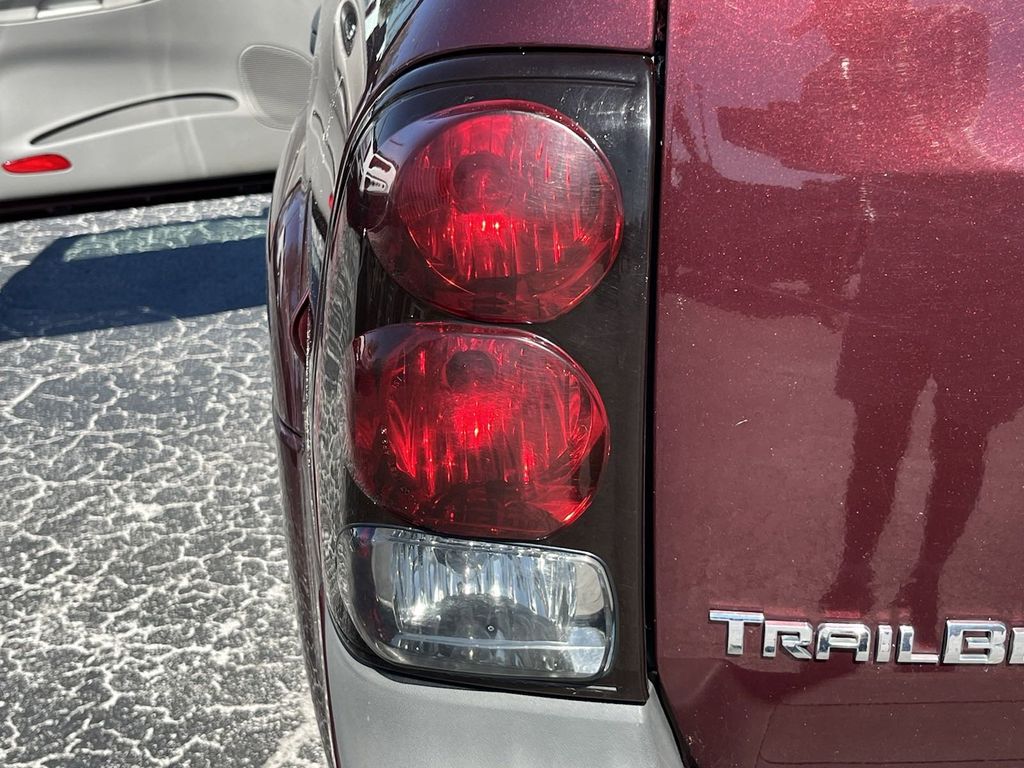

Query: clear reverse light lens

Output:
[338, 526, 615, 680]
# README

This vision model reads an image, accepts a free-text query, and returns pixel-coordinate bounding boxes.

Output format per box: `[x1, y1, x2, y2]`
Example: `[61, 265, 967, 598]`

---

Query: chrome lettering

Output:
[709, 610, 765, 656]
[816, 623, 871, 662]
[896, 625, 939, 664]
[708, 609, 1024, 667]
[876, 624, 893, 663]
[1010, 628, 1024, 664]
[943, 620, 1007, 665]
[763, 620, 813, 660]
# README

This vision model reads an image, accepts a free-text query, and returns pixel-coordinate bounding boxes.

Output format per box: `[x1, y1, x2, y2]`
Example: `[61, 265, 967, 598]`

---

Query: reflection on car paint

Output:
[656, 0, 1024, 764]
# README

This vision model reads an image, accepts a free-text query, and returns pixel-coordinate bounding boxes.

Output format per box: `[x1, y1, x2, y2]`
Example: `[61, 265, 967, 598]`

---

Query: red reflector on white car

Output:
[3, 154, 72, 174]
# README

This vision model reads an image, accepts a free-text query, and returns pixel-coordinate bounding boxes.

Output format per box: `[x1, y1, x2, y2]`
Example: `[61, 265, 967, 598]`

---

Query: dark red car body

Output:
[267, 1, 1024, 765]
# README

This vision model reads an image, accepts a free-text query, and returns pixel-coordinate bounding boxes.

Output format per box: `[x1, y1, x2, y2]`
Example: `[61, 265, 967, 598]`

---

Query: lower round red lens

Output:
[350, 323, 609, 539]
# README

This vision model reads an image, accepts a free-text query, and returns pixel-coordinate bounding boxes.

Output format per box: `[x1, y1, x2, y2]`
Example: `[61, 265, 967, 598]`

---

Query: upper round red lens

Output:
[374, 101, 624, 323]
[350, 323, 609, 539]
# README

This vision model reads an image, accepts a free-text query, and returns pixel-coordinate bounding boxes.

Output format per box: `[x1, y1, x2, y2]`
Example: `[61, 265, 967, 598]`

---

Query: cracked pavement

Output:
[0, 196, 326, 768]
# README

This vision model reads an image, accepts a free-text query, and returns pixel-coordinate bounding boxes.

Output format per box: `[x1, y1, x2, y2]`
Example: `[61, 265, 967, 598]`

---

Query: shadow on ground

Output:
[0, 214, 267, 340]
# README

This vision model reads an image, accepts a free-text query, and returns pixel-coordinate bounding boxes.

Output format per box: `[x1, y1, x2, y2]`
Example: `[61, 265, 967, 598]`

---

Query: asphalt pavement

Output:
[0, 196, 326, 767]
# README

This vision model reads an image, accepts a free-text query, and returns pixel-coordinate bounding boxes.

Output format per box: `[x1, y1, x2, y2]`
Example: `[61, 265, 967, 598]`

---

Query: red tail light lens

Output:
[370, 101, 624, 322]
[350, 323, 609, 539]
[3, 154, 72, 174]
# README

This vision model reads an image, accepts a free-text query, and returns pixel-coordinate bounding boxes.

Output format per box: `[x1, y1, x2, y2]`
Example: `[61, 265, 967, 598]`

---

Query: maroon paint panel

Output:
[267, 180, 309, 432]
[655, 0, 1024, 765]
[373, 0, 655, 95]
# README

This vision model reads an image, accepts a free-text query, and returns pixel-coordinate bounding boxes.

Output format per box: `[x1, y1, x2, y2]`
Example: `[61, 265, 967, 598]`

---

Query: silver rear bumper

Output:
[325, 625, 685, 767]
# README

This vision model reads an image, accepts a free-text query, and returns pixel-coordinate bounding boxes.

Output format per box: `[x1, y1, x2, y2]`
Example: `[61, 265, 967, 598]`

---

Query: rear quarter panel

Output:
[654, 1, 1024, 765]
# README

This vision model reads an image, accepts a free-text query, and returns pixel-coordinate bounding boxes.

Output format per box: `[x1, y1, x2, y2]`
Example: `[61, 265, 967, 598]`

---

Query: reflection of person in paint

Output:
[685, 0, 1022, 639]
[779, 0, 1024, 628]
[748, 0, 991, 175]
[713, 0, 1018, 628]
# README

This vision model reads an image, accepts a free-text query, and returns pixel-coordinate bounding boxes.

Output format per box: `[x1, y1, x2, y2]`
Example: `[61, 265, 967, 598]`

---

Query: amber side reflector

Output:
[3, 154, 72, 174]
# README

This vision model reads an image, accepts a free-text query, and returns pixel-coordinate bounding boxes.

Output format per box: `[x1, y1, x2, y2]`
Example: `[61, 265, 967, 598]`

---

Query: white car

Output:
[0, 0, 319, 205]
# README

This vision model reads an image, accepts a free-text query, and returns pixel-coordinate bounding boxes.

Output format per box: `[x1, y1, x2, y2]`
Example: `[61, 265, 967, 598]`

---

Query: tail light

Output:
[341, 527, 615, 678]
[369, 101, 624, 322]
[351, 323, 609, 539]
[310, 54, 654, 702]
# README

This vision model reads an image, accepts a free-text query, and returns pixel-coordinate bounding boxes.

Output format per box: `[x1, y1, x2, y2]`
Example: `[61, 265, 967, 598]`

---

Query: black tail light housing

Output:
[308, 53, 654, 702]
